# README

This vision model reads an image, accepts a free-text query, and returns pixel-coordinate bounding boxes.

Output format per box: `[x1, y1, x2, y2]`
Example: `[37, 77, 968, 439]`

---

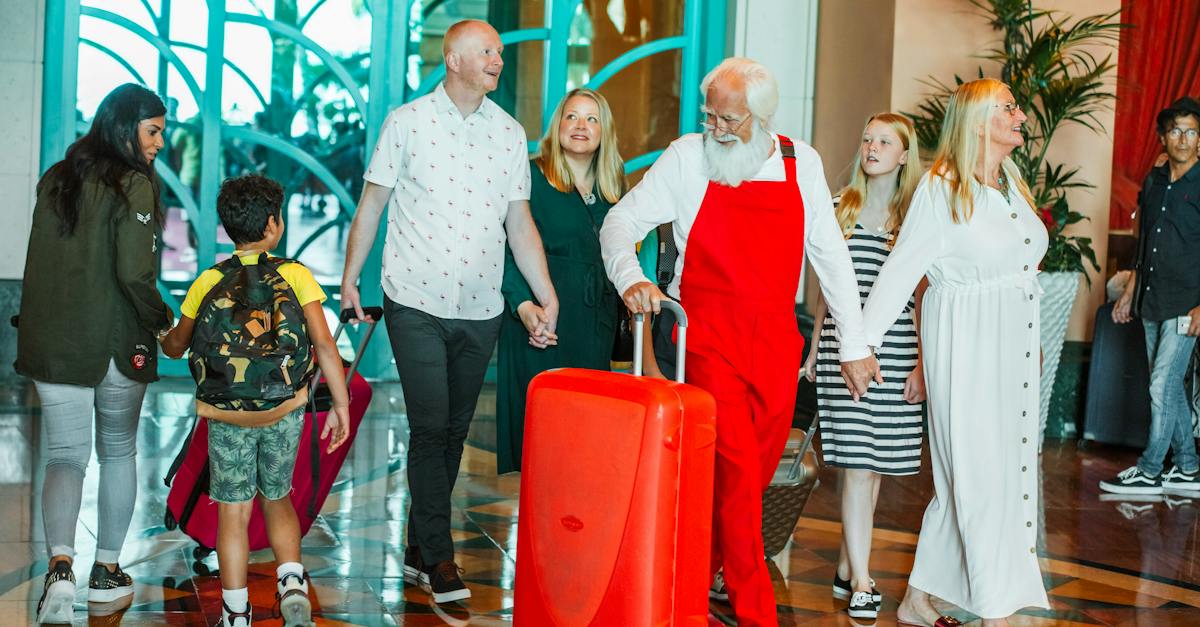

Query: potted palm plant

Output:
[907, 0, 1122, 442]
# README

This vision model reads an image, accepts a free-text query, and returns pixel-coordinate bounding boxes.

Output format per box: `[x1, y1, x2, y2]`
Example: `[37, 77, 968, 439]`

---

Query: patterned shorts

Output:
[207, 407, 305, 503]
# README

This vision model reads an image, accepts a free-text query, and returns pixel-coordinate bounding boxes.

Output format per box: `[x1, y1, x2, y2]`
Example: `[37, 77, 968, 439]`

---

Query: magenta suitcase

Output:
[163, 309, 381, 559]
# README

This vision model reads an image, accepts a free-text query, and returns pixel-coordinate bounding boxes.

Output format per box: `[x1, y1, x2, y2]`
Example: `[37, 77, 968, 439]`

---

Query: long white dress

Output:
[861, 171, 1050, 619]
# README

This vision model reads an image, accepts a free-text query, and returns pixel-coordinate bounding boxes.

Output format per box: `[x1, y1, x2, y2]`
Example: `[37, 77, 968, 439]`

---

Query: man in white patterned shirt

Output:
[340, 19, 557, 604]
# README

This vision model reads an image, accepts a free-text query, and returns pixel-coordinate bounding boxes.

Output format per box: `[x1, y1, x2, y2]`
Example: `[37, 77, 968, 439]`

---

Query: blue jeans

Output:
[1137, 319, 1199, 477]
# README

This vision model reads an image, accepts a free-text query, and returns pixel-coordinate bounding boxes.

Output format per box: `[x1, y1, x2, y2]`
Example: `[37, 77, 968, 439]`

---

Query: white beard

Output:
[703, 122, 774, 187]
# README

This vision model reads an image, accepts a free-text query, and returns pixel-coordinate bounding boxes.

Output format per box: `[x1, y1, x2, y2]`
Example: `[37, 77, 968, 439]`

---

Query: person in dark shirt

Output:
[1102, 97, 1200, 495]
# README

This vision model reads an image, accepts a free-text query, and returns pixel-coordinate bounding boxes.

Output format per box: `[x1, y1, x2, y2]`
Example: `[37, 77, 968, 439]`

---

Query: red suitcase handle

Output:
[633, 299, 688, 383]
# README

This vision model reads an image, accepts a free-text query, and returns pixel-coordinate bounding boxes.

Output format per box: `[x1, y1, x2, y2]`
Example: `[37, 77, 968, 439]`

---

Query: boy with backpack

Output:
[161, 174, 349, 626]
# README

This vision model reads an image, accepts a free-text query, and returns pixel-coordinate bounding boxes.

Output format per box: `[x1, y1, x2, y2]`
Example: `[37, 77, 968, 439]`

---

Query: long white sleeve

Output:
[861, 174, 946, 347]
[600, 141, 688, 295]
[798, 148, 870, 361]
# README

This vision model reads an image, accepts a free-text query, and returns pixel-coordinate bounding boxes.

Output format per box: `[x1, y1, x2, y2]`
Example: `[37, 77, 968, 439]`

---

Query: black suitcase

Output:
[1082, 302, 1151, 447]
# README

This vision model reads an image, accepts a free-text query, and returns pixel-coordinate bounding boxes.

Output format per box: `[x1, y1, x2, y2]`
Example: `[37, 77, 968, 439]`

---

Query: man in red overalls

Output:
[600, 58, 881, 626]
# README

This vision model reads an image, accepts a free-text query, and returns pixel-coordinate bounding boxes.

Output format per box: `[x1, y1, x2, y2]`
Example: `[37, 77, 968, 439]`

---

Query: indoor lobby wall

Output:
[889, 0, 1119, 342]
[0, 0, 43, 379]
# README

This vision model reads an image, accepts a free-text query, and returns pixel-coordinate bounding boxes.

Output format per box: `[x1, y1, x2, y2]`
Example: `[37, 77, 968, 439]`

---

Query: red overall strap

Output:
[679, 134, 805, 312]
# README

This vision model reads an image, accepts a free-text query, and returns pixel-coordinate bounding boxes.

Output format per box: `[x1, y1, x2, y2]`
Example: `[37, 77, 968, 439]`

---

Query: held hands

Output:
[903, 360, 926, 404]
[840, 353, 883, 402]
[623, 281, 667, 315]
[517, 301, 559, 349]
[322, 404, 351, 453]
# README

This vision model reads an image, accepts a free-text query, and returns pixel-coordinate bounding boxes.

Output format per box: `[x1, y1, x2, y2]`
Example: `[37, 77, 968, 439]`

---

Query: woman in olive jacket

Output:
[16, 83, 173, 623]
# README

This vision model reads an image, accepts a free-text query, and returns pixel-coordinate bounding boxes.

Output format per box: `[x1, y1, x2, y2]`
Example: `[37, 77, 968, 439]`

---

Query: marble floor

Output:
[0, 377, 1197, 626]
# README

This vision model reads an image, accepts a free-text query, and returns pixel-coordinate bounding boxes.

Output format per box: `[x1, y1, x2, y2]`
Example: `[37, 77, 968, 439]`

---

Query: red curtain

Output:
[1110, 0, 1200, 231]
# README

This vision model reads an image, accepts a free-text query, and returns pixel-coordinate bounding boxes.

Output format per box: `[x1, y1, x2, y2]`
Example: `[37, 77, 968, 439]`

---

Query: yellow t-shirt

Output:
[180, 251, 327, 319]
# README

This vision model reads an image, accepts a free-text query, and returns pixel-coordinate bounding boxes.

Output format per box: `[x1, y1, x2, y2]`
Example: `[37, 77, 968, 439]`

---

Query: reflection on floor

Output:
[0, 378, 1197, 625]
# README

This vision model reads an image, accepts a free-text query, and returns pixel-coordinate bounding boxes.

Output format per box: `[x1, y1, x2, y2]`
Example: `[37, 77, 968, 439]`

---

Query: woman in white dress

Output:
[861, 78, 1050, 626]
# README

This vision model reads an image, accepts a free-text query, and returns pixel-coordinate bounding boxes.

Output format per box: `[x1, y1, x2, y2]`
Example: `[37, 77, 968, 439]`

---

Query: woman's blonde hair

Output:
[930, 78, 1036, 223]
[535, 88, 626, 203]
[835, 112, 922, 243]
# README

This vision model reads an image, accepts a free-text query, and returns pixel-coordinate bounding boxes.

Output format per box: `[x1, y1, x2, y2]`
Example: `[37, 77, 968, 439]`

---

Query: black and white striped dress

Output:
[815, 224, 924, 475]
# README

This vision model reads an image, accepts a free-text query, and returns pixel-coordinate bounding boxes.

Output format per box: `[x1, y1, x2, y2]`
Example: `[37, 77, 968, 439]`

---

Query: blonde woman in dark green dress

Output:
[497, 88, 627, 474]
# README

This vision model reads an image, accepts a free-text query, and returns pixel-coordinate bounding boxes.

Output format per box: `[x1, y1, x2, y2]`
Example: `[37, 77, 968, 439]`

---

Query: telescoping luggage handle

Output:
[632, 299, 687, 383]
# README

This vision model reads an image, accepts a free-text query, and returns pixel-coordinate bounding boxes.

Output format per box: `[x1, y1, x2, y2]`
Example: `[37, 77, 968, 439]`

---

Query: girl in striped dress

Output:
[799, 112, 927, 621]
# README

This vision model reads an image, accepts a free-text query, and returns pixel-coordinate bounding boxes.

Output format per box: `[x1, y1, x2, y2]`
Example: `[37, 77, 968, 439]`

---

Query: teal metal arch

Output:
[43, 0, 729, 378]
[80, 39, 148, 85]
[170, 41, 270, 113]
[79, 6, 205, 107]
[224, 13, 369, 120]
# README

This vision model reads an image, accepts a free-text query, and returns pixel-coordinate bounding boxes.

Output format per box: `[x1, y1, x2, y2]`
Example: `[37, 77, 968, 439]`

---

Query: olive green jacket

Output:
[16, 170, 173, 385]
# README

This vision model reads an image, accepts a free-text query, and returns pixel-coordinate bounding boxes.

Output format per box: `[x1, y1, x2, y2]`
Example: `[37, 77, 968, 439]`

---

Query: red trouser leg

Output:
[689, 349, 779, 627]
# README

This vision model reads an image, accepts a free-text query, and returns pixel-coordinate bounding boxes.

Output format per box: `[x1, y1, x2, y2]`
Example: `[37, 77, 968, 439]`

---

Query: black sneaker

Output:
[403, 545, 427, 586]
[709, 571, 728, 602]
[847, 590, 880, 620]
[1163, 466, 1200, 492]
[87, 563, 134, 604]
[1099, 466, 1163, 495]
[36, 559, 76, 625]
[832, 573, 881, 603]
[423, 560, 471, 604]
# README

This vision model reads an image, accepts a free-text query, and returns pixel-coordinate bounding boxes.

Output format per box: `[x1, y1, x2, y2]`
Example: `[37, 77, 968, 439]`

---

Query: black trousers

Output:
[383, 299, 501, 565]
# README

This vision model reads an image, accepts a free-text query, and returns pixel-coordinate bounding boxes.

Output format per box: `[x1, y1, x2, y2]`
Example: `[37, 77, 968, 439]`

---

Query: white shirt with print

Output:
[364, 83, 531, 320]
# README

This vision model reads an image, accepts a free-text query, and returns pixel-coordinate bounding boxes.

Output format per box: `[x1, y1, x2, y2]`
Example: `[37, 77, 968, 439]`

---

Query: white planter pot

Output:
[1038, 271, 1082, 445]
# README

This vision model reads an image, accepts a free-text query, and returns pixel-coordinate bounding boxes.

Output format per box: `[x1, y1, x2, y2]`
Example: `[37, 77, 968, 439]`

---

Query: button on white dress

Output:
[861, 171, 1050, 619]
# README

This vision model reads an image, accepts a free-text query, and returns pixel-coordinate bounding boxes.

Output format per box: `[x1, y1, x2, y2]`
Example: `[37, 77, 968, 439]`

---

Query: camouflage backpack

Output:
[188, 253, 315, 412]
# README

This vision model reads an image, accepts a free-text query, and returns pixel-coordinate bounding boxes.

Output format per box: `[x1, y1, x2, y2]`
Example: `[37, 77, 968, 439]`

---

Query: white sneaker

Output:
[36, 560, 76, 625]
[220, 600, 252, 627]
[276, 572, 313, 627]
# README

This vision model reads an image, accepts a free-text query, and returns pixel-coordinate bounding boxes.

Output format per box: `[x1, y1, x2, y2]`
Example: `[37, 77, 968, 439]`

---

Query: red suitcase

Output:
[163, 308, 382, 558]
[514, 301, 717, 626]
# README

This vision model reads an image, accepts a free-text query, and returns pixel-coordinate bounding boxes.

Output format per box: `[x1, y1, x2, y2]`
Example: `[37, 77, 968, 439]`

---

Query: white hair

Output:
[700, 57, 779, 128]
[704, 121, 774, 187]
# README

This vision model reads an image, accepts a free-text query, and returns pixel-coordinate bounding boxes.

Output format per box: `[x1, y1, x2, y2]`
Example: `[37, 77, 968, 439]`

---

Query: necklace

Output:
[997, 169, 1011, 203]
[580, 190, 596, 206]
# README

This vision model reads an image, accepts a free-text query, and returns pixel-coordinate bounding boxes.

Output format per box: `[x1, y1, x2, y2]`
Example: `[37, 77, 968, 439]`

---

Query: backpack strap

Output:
[655, 222, 677, 291]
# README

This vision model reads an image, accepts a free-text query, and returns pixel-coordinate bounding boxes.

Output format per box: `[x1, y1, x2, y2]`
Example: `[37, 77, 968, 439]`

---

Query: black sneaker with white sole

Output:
[847, 590, 880, 620]
[36, 559, 76, 625]
[423, 560, 471, 604]
[1163, 466, 1200, 492]
[1099, 466, 1163, 495]
[832, 573, 881, 603]
[403, 546, 427, 586]
[87, 563, 134, 604]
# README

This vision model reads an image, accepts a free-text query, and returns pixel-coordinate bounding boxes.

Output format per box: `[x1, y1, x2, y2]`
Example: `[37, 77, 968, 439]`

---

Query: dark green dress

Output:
[496, 163, 619, 474]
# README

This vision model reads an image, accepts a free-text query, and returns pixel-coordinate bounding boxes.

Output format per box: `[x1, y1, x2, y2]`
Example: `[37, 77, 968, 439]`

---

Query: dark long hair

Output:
[45, 83, 166, 236]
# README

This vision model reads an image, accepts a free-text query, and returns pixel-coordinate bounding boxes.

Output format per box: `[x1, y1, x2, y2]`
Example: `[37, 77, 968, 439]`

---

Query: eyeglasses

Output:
[995, 102, 1022, 114]
[1167, 127, 1199, 140]
[699, 107, 751, 133]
